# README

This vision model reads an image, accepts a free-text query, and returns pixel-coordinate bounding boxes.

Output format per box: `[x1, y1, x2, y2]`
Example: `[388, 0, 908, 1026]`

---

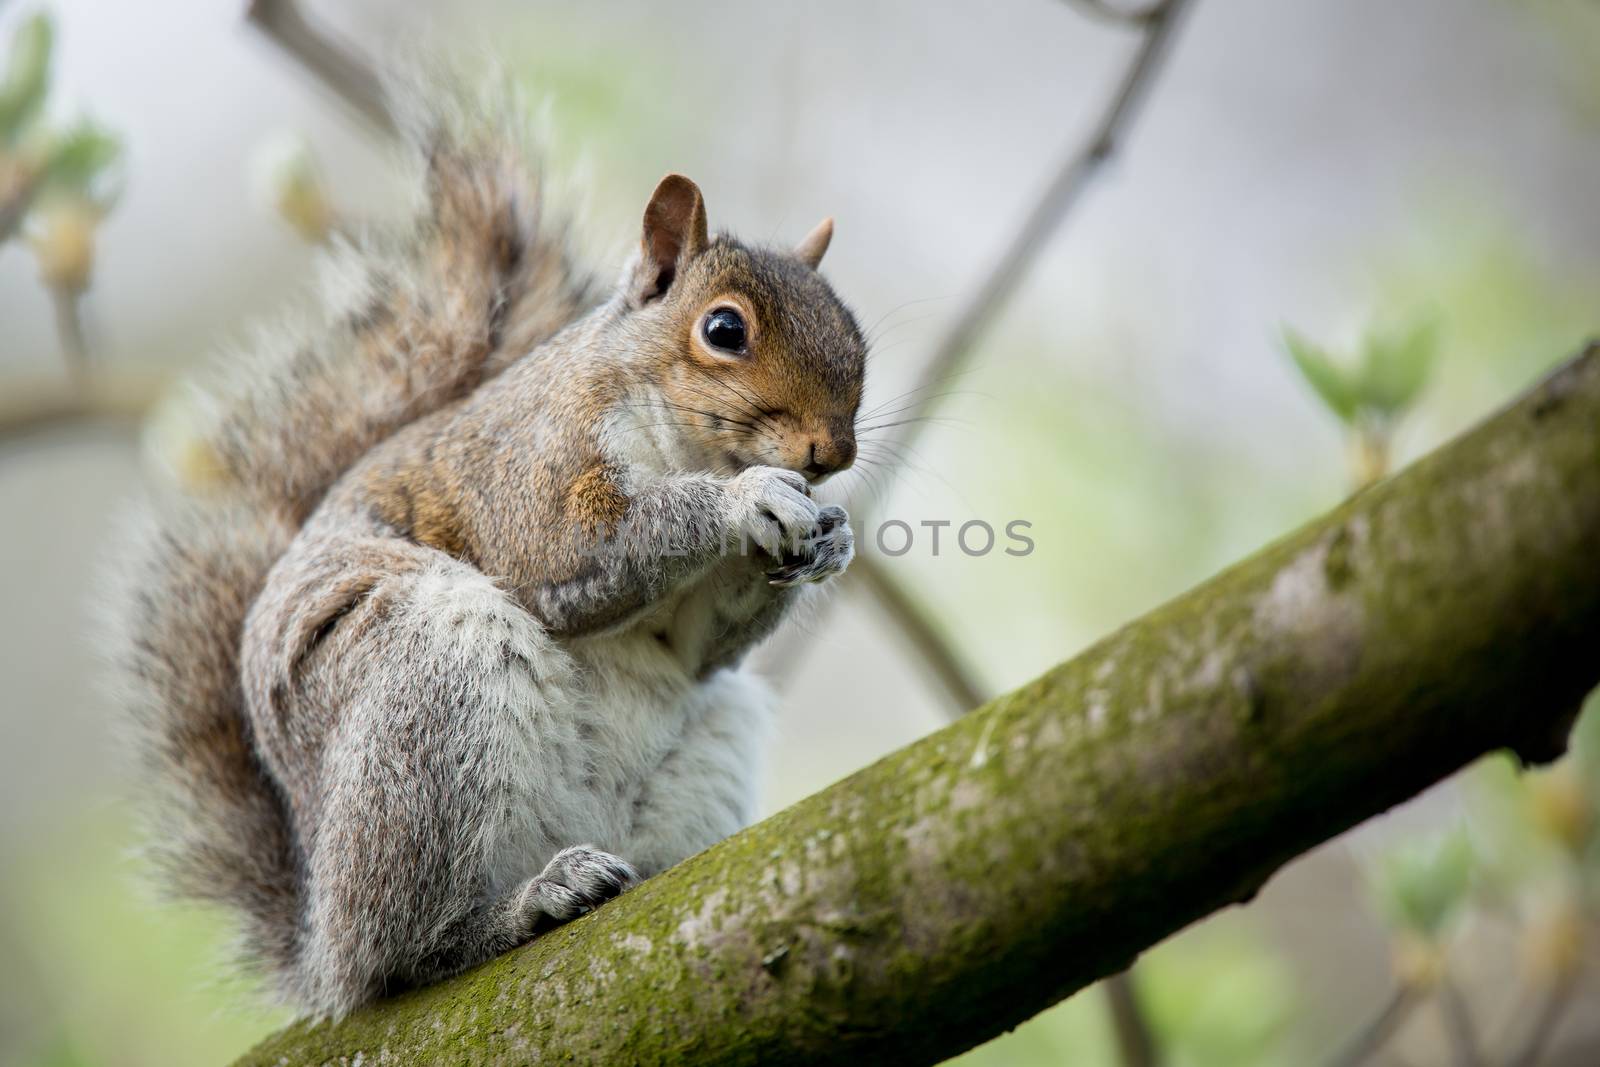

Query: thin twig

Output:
[1061, 0, 1170, 26]
[1324, 985, 1418, 1067]
[852, 554, 986, 715]
[246, 0, 395, 133]
[240, 0, 1196, 483]
[1105, 969, 1161, 1067]
[1437, 978, 1483, 1067]
[0, 170, 41, 245]
[864, 0, 1194, 508]
[846, 7, 1196, 1059]
[49, 285, 91, 386]
[1503, 974, 1577, 1067]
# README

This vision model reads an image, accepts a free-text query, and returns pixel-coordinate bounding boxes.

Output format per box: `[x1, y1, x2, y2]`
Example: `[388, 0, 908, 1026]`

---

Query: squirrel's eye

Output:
[702, 307, 747, 353]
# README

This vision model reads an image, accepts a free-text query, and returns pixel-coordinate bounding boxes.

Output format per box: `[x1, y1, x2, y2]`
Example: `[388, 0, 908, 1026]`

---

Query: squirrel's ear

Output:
[793, 217, 833, 269]
[627, 173, 708, 306]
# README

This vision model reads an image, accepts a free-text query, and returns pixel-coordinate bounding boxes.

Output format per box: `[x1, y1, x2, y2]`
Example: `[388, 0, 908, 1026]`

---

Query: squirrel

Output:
[107, 88, 864, 1018]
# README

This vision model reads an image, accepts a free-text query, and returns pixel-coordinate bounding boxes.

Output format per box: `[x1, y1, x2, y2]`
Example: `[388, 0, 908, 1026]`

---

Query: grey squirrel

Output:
[107, 88, 865, 1018]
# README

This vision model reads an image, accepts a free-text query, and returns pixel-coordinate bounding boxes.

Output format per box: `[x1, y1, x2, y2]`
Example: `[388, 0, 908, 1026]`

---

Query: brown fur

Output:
[108, 84, 598, 1005]
[567, 462, 633, 534]
[112, 98, 867, 1016]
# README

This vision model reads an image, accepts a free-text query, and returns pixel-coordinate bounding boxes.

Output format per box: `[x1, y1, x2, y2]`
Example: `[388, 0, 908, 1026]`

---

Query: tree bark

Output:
[238, 343, 1600, 1067]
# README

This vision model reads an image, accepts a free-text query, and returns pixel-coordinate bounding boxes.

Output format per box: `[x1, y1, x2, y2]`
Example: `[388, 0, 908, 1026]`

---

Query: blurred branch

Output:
[1438, 978, 1484, 1067]
[1105, 969, 1161, 1067]
[0, 369, 166, 443]
[1061, 0, 1172, 25]
[1503, 974, 1577, 1067]
[853, 555, 986, 714]
[0, 13, 127, 441]
[48, 285, 89, 383]
[1326, 986, 1419, 1067]
[237, 0, 1195, 497]
[867, 0, 1194, 496]
[0, 169, 40, 243]
[246, 0, 394, 134]
[241, 344, 1600, 1066]
[851, 3, 1197, 1057]
[1349, 422, 1393, 492]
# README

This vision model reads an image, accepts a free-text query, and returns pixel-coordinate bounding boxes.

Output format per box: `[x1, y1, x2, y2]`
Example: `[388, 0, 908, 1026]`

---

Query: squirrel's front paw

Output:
[520, 845, 640, 931]
[767, 505, 854, 587]
[728, 466, 819, 557]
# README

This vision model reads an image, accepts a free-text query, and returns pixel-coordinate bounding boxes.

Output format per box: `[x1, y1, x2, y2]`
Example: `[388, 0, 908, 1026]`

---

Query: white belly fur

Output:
[483, 562, 775, 891]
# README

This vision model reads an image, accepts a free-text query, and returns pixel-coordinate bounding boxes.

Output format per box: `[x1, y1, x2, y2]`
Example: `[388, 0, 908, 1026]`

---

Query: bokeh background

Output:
[2, 1, 1598, 1064]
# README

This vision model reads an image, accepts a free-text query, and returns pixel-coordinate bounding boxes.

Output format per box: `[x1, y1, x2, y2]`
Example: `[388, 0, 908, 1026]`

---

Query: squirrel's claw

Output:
[766, 505, 853, 587]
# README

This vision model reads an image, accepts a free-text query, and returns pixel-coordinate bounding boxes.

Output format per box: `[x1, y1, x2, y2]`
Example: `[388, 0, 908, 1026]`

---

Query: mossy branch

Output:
[239, 342, 1600, 1066]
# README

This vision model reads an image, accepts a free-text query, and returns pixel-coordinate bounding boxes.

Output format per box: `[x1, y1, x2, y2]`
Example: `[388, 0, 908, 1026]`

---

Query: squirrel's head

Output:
[617, 174, 865, 484]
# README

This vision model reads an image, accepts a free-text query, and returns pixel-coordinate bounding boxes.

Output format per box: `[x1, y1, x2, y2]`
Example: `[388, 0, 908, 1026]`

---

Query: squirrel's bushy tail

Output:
[107, 85, 598, 999]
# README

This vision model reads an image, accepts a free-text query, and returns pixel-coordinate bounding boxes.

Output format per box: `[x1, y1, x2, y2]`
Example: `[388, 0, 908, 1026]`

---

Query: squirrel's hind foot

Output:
[521, 845, 640, 932]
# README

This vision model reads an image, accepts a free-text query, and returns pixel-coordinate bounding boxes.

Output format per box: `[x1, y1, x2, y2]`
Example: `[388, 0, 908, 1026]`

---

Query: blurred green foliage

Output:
[1464, 693, 1600, 905]
[501, 14, 695, 245]
[0, 12, 52, 145]
[1137, 925, 1301, 1067]
[1368, 197, 1598, 442]
[956, 922, 1302, 1067]
[1282, 317, 1437, 429]
[1368, 829, 1475, 940]
[1, 812, 284, 1067]
[38, 121, 121, 203]
[1281, 316, 1438, 487]
[0, 11, 121, 291]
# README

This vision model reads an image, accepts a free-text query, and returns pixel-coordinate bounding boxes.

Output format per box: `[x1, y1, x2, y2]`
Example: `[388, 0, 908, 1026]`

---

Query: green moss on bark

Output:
[240, 345, 1600, 1067]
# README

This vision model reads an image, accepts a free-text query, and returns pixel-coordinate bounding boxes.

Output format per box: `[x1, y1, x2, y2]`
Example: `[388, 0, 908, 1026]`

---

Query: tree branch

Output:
[0, 370, 165, 443]
[0, 168, 41, 245]
[48, 285, 91, 384]
[853, 555, 988, 714]
[235, 0, 1196, 495]
[1438, 977, 1484, 1067]
[1060, 0, 1173, 27]
[1503, 973, 1578, 1067]
[246, 0, 394, 134]
[1105, 969, 1161, 1067]
[1325, 985, 1419, 1067]
[239, 345, 1600, 1065]
[867, 0, 1194, 491]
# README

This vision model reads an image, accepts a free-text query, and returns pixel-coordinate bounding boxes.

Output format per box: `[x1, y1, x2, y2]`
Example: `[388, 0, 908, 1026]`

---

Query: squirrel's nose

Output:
[802, 435, 857, 482]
